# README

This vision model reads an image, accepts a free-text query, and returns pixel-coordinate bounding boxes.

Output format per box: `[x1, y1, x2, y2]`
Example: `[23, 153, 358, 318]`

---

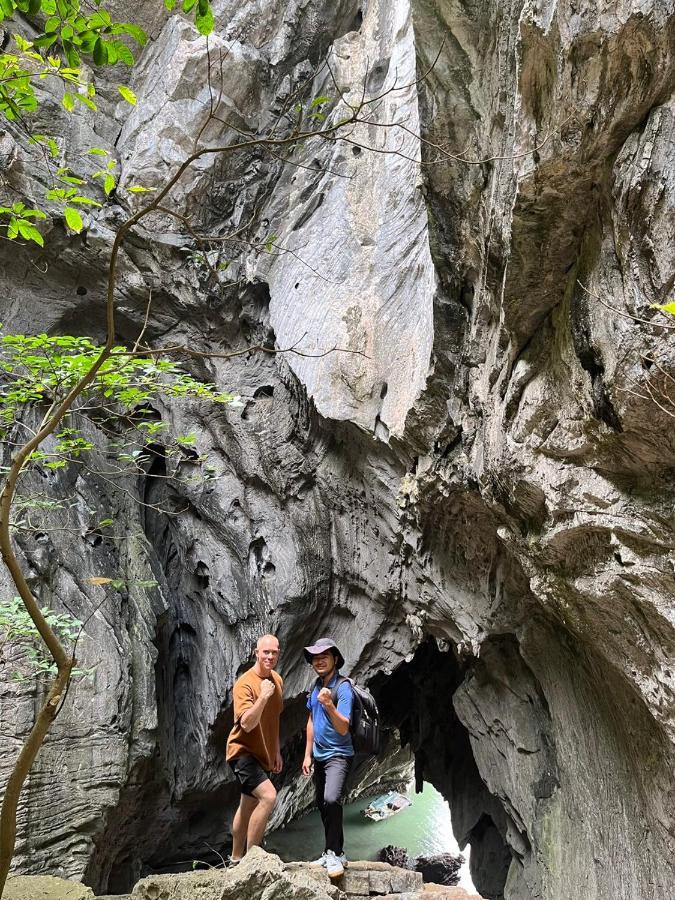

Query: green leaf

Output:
[17, 221, 44, 246]
[651, 301, 675, 316]
[118, 85, 137, 105]
[112, 23, 147, 46]
[93, 37, 108, 66]
[311, 95, 331, 108]
[103, 174, 115, 195]
[63, 206, 84, 233]
[71, 196, 102, 207]
[13, 35, 32, 52]
[57, 173, 86, 185]
[127, 185, 156, 193]
[164, 0, 177, 9]
[74, 93, 97, 111]
[33, 33, 58, 48]
[182, 0, 197, 12]
[109, 40, 134, 66]
[63, 41, 81, 68]
[86, 147, 109, 156]
[44, 16, 60, 32]
[195, 5, 214, 35]
[62, 92, 75, 112]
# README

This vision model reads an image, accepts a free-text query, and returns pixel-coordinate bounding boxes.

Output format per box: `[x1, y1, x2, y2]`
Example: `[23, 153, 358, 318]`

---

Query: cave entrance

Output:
[370, 638, 511, 899]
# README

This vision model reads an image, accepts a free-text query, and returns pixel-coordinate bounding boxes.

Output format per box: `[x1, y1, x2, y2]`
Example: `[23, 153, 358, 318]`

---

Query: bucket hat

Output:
[303, 637, 345, 669]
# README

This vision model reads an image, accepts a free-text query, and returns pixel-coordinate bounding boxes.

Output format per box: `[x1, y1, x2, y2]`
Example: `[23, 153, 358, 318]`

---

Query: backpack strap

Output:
[330, 674, 350, 706]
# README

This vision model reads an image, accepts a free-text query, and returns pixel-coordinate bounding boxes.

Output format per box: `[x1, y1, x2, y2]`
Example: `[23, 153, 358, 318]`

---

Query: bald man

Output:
[225, 635, 283, 863]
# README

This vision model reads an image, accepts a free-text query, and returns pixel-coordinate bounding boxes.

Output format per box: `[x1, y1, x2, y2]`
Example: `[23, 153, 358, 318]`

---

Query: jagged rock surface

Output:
[1, 2, 674, 900]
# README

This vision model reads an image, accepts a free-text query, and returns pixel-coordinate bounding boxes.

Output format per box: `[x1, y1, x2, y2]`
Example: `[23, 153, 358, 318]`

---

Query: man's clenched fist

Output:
[317, 687, 333, 707]
[260, 679, 276, 700]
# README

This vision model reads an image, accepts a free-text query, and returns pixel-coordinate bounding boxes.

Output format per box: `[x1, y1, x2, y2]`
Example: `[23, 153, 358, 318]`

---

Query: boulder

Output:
[334, 861, 423, 896]
[131, 849, 338, 900]
[4, 875, 94, 900]
[414, 854, 464, 887]
[377, 847, 414, 870]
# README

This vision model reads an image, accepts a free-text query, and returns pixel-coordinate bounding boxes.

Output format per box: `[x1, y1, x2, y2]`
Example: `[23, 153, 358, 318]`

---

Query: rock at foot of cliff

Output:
[130, 848, 482, 900]
[4, 875, 94, 900]
[4, 848, 483, 900]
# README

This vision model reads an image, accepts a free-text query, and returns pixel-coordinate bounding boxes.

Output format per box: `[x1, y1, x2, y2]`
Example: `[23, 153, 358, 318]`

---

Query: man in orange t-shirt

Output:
[225, 634, 283, 863]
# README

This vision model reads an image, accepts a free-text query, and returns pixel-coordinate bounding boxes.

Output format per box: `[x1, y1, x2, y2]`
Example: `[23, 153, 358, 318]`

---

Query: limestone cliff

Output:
[0, 2, 674, 899]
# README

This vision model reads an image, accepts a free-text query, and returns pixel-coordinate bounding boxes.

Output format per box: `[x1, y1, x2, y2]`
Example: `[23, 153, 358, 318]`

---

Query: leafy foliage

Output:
[0, 0, 214, 246]
[0, 202, 46, 245]
[0, 331, 232, 500]
[0, 595, 87, 682]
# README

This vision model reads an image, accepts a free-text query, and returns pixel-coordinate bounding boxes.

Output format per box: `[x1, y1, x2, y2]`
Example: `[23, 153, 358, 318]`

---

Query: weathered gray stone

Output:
[3, 875, 94, 900]
[131, 870, 228, 900]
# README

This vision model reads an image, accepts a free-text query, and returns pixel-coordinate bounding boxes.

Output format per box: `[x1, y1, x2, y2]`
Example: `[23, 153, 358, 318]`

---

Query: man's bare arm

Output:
[302, 714, 314, 775]
[240, 679, 275, 732]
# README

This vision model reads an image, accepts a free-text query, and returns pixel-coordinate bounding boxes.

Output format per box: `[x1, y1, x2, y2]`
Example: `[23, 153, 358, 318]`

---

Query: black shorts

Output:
[230, 754, 270, 796]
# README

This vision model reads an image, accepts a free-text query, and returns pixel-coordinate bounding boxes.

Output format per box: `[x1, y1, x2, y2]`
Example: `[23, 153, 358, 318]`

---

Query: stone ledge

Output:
[6, 848, 481, 900]
[4, 875, 95, 900]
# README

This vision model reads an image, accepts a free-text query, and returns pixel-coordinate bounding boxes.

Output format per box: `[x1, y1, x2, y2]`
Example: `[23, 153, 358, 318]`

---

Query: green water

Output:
[266, 782, 475, 891]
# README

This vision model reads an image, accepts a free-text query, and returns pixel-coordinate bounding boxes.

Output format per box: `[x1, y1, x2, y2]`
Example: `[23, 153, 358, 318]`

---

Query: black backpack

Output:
[313, 675, 380, 755]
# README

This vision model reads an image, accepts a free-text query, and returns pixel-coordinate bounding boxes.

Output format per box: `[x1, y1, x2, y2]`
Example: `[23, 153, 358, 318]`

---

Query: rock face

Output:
[1, 1, 674, 900]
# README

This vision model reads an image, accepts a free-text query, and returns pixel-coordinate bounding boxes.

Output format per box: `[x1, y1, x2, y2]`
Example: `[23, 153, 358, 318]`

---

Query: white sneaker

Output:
[325, 850, 344, 879]
[310, 851, 347, 869]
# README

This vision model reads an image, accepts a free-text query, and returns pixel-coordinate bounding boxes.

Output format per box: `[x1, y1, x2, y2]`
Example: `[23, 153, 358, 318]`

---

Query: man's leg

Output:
[313, 758, 328, 848]
[246, 778, 277, 848]
[231, 793, 258, 860]
[322, 756, 352, 854]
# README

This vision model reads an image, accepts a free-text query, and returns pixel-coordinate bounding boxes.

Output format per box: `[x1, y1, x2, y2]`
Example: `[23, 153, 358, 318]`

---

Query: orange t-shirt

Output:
[225, 667, 283, 771]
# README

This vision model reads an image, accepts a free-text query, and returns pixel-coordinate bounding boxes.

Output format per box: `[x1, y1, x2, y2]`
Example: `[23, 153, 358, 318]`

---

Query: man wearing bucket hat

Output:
[302, 637, 354, 879]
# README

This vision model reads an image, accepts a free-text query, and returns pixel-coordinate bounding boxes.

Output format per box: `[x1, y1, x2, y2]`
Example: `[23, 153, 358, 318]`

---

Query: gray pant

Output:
[313, 755, 353, 854]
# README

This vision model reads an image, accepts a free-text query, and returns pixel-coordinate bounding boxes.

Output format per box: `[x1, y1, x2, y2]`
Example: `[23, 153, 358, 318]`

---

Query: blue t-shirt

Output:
[307, 673, 354, 760]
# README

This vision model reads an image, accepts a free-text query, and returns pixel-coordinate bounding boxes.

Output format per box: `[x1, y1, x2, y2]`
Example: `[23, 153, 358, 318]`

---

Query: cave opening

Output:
[369, 637, 510, 899]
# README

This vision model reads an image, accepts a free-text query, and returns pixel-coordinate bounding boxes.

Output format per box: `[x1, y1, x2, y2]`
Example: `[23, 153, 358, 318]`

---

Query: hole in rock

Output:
[76, 285, 87, 296]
